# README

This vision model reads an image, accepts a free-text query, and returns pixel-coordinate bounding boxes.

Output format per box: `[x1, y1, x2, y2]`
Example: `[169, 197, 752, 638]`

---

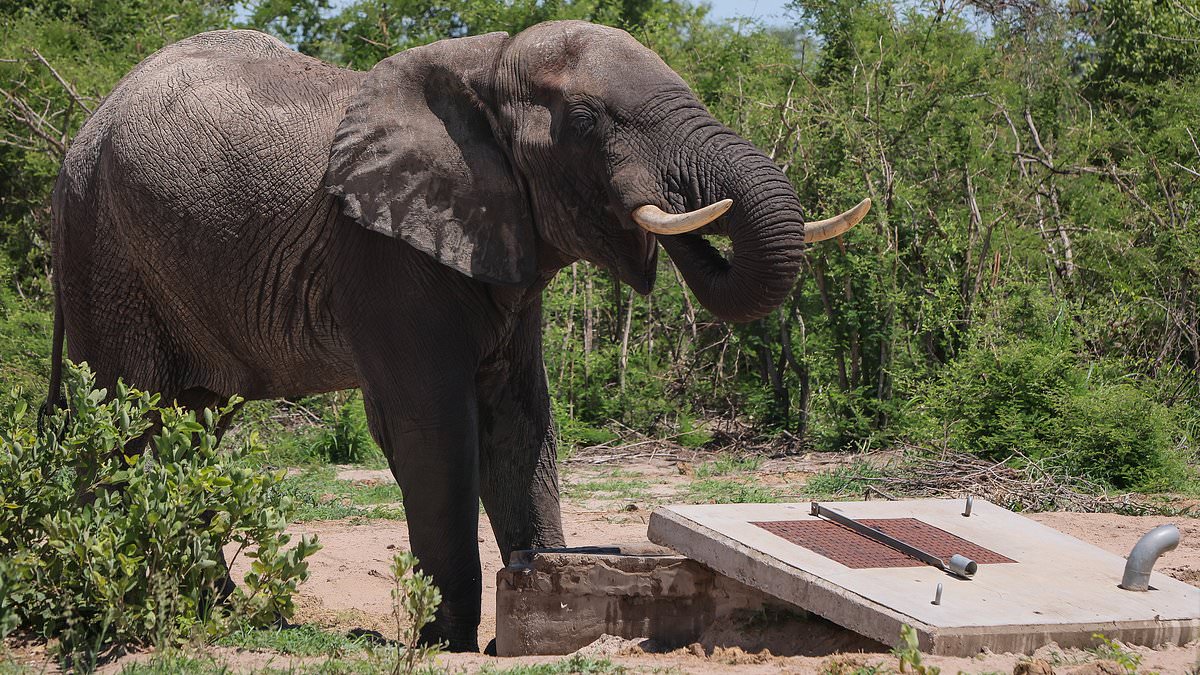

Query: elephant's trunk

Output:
[657, 134, 808, 323]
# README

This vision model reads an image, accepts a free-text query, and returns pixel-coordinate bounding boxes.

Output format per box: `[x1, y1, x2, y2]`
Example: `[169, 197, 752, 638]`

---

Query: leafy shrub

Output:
[307, 391, 379, 465]
[919, 337, 1078, 462]
[1089, 633, 1141, 673]
[675, 412, 713, 448]
[0, 260, 52, 414]
[893, 624, 939, 674]
[389, 551, 441, 675]
[0, 364, 319, 668]
[1053, 383, 1190, 491]
[913, 298, 1195, 492]
[552, 397, 618, 455]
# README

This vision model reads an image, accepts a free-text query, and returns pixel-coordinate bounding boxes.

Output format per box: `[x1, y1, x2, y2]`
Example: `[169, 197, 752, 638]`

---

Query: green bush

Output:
[1053, 383, 1191, 492]
[0, 363, 319, 668]
[920, 337, 1078, 461]
[306, 391, 380, 465]
[552, 396, 618, 455]
[912, 290, 1195, 492]
[0, 259, 52, 414]
[675, 412, 713, 448]
[388, 551, 442, 675]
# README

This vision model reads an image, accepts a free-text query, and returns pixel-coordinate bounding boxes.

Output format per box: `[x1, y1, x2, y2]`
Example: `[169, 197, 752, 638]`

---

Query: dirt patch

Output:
[222, 499, 1200, 673]
[696, 608, 887, 656]
[1028, 511, 1200, 586]
[333, 467, 392, 483]
[227, 500, 651, 645]
[25, 453, 1200, 674]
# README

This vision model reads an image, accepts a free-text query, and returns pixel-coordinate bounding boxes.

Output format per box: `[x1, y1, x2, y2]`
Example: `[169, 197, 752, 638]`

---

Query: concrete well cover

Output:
[647, 499, 1200, 656]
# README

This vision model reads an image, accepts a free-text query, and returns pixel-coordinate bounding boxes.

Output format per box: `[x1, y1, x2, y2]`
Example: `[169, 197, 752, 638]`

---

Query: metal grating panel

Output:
[752, 518, 1016, 569]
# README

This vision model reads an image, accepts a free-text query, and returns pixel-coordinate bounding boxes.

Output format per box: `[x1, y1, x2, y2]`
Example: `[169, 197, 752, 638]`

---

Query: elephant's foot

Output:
[198, 549, 239, 618]
[419, 619, 479, 653]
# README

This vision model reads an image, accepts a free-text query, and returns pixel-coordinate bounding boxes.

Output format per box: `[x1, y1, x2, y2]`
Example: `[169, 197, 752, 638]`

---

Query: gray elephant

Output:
[47, 21, 868, 650]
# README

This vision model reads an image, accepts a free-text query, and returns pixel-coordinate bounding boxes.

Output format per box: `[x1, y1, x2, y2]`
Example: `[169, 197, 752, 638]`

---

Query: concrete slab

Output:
[648, 499, 1200, 656]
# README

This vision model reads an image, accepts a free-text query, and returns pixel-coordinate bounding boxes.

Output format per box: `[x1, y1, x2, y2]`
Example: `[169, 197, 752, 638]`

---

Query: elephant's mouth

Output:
[621, 199, 730, 293]
[622, 229, 658, 294]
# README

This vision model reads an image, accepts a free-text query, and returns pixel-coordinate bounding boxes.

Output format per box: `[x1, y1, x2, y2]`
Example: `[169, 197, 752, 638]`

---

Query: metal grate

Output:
[752, 518, 1016, 569]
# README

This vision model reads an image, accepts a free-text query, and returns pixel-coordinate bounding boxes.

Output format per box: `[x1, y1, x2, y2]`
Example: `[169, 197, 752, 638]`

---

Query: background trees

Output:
[2, 0, 1195, 491]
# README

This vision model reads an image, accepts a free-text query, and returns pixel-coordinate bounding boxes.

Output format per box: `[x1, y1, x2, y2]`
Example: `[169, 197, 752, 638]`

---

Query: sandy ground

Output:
[215, 455, 1200, 674]
[11, 452, 1198, 673]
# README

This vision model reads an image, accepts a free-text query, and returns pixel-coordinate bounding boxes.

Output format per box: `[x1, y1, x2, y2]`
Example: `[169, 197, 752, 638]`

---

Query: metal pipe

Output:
[1120, 524, 1180, 591]
[946, 554, 977, 578]
[962, 496, 973, 517]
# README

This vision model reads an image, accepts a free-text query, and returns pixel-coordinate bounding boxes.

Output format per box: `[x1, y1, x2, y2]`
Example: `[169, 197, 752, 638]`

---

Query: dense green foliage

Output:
[0, 364, 319, 667]
[1, 0, 1196, 491]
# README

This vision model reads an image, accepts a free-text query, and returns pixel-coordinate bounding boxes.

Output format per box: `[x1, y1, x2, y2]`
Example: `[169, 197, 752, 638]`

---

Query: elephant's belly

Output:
[153, 267, 359, 400]
[108, 210, 360, 399]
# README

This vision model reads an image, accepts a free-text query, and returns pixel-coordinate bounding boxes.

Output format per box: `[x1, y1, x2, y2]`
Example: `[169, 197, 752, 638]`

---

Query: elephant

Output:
[46, 20, 869, 651]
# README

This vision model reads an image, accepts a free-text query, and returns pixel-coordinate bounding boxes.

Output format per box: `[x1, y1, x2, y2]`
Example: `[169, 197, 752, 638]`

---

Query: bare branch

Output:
[355, 34, 390, 50]
[0, 86, 66, 156]
[1133, 30, 1200, 45]
[1108, 166, 1169, 233]
[0, 133, 44, 153]
[1011, 151, 1134, 177]
[1173, 0, 1200, 23]
[1023, 108, 1052, 164]
[1171, 161, 1200, 179]
[29, 48, 93, 114]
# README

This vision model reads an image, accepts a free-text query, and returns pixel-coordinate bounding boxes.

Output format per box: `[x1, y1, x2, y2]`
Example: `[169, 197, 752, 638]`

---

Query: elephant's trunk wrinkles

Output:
[657, 135, 808, 323]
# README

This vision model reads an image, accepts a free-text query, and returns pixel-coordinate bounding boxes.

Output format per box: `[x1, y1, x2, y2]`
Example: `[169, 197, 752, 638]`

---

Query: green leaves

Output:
[0, 363, 319, 669]
[389, 550, 442, 674]
[909, 288, 1195, 493]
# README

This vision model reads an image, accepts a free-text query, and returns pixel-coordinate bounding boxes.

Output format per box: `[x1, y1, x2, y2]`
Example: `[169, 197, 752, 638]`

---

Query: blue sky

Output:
[703, 0, 794, 25]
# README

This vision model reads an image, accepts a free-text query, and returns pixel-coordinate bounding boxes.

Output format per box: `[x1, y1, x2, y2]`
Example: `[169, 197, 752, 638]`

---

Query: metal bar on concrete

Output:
[810, 501, 976, 579]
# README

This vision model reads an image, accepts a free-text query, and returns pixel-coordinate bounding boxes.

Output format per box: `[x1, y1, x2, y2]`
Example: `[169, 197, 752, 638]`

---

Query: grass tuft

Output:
[694, 454, 764, 478]
[686, 478, 776, 504]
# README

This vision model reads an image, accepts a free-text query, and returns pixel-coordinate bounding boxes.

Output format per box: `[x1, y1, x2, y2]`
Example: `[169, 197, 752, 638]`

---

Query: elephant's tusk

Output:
[632, 199, 733, 235]
[803, 198, 872, 242]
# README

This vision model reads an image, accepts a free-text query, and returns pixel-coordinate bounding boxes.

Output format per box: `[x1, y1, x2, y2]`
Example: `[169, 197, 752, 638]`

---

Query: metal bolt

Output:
[963, 495, 973, 517]
[932, 582, 943, 605]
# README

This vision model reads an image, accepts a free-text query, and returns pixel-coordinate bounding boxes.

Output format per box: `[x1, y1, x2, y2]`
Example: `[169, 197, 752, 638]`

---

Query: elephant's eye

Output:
[567, 104, 597, 137]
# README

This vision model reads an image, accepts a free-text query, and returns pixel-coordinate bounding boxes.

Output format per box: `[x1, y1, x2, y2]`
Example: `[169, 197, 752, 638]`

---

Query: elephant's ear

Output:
[325, 32, 535, 285]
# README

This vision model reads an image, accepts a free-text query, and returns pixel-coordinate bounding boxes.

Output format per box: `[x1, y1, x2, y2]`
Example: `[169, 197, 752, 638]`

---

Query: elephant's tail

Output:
[39, 292, 66, 434]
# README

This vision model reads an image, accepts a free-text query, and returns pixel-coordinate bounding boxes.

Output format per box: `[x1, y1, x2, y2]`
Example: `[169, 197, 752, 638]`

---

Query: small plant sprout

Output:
[389, 551, 443, 675]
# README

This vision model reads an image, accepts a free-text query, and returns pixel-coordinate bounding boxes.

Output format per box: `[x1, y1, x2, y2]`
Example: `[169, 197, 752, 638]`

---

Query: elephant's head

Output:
[326, 21, 869, 322]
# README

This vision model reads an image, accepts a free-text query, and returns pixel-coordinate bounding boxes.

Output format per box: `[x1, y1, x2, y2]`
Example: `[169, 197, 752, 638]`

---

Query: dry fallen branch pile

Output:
[863, 448, 1180, 516]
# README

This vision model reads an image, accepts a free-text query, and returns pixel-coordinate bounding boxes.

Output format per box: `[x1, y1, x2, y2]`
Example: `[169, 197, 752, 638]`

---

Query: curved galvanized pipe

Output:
[1120, 524, 1180, 591]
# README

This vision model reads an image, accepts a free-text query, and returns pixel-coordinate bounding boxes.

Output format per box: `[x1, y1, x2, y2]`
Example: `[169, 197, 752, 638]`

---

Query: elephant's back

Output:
[52, 31, 366, 396]
[73, 30, 361, 222]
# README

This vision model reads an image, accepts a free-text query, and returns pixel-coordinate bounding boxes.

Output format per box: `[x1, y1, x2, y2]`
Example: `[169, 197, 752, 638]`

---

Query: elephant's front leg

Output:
[477, 299, 566, 563]
[360, 375, 483, 652]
